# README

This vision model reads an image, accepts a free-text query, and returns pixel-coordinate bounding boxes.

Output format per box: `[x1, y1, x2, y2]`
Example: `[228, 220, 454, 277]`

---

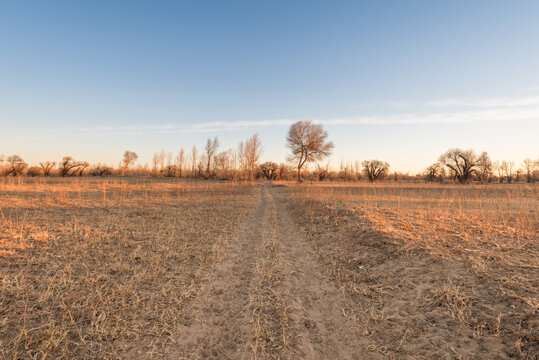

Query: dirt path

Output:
[167, 183, 374, 359]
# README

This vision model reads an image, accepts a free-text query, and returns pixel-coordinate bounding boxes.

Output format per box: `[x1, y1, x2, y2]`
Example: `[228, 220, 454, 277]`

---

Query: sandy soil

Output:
[165, 183, 376, 359]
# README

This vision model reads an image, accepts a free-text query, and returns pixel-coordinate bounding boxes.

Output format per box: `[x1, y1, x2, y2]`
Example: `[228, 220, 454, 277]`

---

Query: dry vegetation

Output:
[1, 176, 537, 359]
[280, 182, 538, 358]
[0, 177, 258, 358]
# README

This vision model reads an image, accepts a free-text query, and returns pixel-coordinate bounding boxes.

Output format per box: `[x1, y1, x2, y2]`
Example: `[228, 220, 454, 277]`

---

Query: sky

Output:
[1, 0, 538, 173]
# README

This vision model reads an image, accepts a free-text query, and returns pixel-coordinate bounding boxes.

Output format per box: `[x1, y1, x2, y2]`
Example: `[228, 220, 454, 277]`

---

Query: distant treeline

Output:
[2, 121, 538, 184]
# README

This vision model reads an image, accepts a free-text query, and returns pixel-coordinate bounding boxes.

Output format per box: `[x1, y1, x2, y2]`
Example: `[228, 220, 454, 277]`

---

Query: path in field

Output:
[168, 183, 373, 360]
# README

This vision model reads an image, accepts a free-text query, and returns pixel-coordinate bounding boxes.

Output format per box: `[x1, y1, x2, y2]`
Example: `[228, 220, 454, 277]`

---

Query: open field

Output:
[281, 182, 538, 359]
[1, 178, 537, 359]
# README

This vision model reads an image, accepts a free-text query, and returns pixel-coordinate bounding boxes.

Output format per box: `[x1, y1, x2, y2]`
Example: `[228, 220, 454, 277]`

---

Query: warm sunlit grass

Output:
[281, 181, 538, 358]
[289, 182, 538, 265]
[0, 177, 258, 359]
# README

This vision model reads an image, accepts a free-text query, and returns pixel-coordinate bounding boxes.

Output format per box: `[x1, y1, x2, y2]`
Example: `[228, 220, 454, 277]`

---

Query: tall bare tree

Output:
[175, 148, 185, 178]
[238, 134, 263, 179]
[39, 161, 56, 176]
[523, 158, 536, 183]
[286, 121, 334, 181]
[476, 151, 493, 184]
[4, 155, 27, 176]
[190, 146, 198, 178]
[120, 151, 138, 176]
[362, 160, 390, 182]
[502, 160, 515, 183]
[203, 137, 219, 179]
[438, 148, 478, 184]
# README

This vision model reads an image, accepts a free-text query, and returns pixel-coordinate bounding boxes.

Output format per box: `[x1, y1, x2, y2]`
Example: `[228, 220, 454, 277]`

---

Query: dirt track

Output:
[168, 183, 374, 359]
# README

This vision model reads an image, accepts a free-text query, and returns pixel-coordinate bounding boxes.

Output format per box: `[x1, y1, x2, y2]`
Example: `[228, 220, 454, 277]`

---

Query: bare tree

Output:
[278, 163, 289, 180]
[286, 121, 334, 182]
[175, 148, 185, 178]
[424, 162, 444, 182]
[120, 151, 138, 176]
[39, 161, 56, 176]
[165, 152, 175, 177]
[362, 160, 390, 182]
[502, 160, 515, 183]
[77, 161, 89, 176]
[203, 137, 219, 179]
[59, 156, 81, 177]
[214, 149, 235, 180]
[238, 134, 264, 179]
[476, 152, 493, 184]
[190, 146, 198, 178]
[339, 161, 354, 181]
[91, 163, 114, 176]
[438, 148, 477, 184]
[523, 158, 536, 183]
[27, 166, 42, 177]
[4, 155, 27, 176]
[260, 162, 279, 180]
[314, 162, 330, 181]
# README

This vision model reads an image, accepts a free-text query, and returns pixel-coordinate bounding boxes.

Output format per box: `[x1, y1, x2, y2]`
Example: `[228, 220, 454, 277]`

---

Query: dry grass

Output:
[0, 177, 258, 359]
[280, 181, 538, 359]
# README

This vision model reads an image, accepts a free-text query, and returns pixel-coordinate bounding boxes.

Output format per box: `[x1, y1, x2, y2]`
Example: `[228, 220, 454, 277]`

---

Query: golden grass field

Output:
[0, 177, 537, 359]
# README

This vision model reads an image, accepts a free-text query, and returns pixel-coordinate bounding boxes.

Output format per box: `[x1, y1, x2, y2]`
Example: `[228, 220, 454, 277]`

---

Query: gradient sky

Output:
[1, 0, 538, 173]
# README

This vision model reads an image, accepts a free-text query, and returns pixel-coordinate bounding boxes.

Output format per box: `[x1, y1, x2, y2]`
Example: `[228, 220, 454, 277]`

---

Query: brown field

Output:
[1, 178, 537, 359]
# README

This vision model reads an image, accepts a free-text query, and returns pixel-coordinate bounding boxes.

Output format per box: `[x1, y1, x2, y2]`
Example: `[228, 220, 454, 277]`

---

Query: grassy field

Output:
[0, 177, 258, 358]
[0, 177, 537, 359]
[281, 182, 538, 358]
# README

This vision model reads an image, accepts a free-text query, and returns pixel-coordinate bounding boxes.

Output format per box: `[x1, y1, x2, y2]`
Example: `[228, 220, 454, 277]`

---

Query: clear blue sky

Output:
[1, 0, 538, 173]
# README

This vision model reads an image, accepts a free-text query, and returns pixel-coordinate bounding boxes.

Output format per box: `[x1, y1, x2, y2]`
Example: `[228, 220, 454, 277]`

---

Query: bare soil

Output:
[165, 183, 375, 359]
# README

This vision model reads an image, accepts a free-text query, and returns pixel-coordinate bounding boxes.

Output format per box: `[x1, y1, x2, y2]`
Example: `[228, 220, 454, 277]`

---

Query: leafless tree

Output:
[260, 162, 279, 180]
[338, 161, 354, 181]
[0, 154, 5, 166]
[214, 149, 235, 180]
[190, 146, 199, 178]
[494, 161, 504, 183]
[238, 134, 263, 179]
[438, 148, 477, 184]
[4, 155, 27, 176]
[502, 160, 515, 183]
[151, 151, 166, 176]
[278, 163, 289, 180]
[314, 162, 330, 181]
[175, 148, 185, 178]
[286, 121, 334, 182]
[424, 162, 444, 182]
[27, 166, 42, 177]
[203, 137, 219, 179]
[39, 161, 56, 176]
[523, 158, 536, 183]
[164, 152, 175, 177]
[91, 164, 114, 176]
[59, 156, 81, 177]
[120, 151, 138, 176]
[362, 160, 390, 182]
[76, 161, 89, 176]
[476, 152, 493, 184]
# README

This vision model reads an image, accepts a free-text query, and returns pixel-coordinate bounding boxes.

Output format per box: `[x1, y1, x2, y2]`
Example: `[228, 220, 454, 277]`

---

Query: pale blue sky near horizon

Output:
[1, 0, 538, 173]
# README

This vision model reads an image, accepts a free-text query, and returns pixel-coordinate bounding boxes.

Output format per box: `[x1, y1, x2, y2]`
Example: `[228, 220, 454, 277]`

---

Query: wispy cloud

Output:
[74, 95, 539, 135]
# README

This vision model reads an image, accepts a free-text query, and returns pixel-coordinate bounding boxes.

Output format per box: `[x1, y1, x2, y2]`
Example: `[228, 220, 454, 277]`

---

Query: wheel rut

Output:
[167, 183, 371, 359]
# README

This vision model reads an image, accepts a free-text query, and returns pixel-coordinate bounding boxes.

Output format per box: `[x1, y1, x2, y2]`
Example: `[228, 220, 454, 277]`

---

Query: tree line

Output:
[1, 121, 538, 183]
